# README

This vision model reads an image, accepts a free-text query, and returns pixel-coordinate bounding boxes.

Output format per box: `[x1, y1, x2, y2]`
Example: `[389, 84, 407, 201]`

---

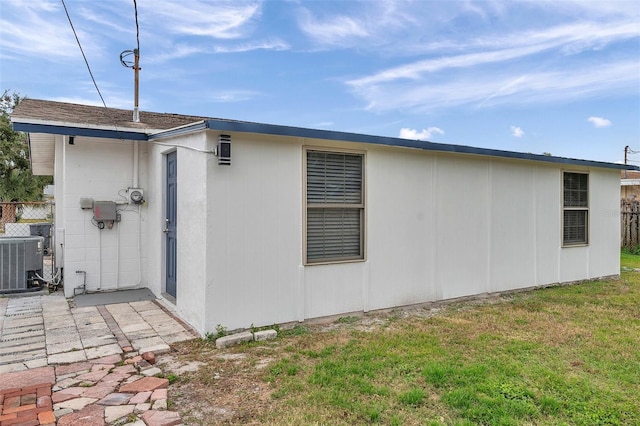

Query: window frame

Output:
[562, 170, 589, 247]
[303, 146, 366, 265]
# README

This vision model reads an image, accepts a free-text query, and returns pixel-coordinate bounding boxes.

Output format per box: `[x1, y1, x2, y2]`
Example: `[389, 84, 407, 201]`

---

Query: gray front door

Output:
[165, 151, 177, 298]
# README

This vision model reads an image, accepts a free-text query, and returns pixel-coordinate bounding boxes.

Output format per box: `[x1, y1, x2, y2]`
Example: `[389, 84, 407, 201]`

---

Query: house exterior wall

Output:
[57, 136, 149, 297]
[166, 132, 621, 334]
[54, 130, 620, 334]
[203, 134, 303, 332]
[146, 132, 210, 333]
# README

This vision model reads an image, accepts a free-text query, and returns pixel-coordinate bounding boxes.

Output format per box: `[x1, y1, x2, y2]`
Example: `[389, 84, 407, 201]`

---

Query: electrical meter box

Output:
[93, 201, 117, 221]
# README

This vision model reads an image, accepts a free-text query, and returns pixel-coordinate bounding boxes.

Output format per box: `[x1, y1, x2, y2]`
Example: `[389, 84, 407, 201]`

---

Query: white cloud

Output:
[297, 10, 369, 45]
[209, 90, 260, 103]
[213, 39, 290, 53]
[349, 60, 639, 112]
[0, 5, 83, 60]
[588, 116, 612, 128]
[314, 121, 335, 128]
[295, 1, 425, 48]
[348, 20, 640, 88]
[511, 126, 525, 138]
[145, 45, 207, 64]
[143, 0, 262, 39]
[399, 127, 444, 140]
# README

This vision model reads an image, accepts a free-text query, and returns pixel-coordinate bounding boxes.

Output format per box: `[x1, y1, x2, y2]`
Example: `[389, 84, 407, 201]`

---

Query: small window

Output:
[305, 149, 364, 263]
[563, 172, 588, 246]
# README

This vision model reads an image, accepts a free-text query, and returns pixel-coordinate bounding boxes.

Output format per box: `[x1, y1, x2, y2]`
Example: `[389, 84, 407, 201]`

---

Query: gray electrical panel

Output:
[94, 201, 117, 221]
[80, 198, 94, 209]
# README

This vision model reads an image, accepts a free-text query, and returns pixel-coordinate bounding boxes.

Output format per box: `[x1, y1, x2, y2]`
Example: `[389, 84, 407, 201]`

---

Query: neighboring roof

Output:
[621, 170, 640, 179]
[621, 170, 640, 186]
[11, 98, 638, 173]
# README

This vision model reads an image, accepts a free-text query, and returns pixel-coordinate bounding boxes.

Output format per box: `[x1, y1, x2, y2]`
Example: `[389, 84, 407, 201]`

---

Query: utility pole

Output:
[120, 48, 141, 122]
[133, 48, 140, 122]
[624, 145, 629, 179]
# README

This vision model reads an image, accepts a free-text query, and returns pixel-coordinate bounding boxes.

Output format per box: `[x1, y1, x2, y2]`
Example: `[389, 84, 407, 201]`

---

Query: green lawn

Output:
[172, 252, 640, 425]
[621, 248, 640, 269]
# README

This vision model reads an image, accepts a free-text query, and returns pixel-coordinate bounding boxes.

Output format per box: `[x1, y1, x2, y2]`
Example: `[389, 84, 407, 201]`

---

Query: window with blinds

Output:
[305, 150, 364, 263]
[563, 172, 588, 246]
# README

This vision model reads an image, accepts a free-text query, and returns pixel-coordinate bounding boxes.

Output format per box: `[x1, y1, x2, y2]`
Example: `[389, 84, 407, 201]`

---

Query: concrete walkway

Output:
[0, 293, 198, 425]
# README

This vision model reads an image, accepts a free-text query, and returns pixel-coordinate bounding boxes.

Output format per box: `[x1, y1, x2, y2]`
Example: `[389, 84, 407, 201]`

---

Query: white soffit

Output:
[29, 133, 55, 176]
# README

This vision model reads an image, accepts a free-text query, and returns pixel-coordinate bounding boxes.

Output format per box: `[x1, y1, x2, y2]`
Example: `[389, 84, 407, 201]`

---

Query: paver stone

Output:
[57, 404, 105, 426]
[128, 391, 151, 404]
[119, 377, 168, 393]
[141, 410, 181, 426]
[104, 404, 135, 423]
[52, 387, 84, 403]
[85, 343, 122, 360]
[152, 398, 167, 410]
[97, 392, 133, 406]
[150, 389, 167, 401]
[48, 350, 87, 364]
[79, 383, 116, 399]
[141, 367, 162, 377]
[0, 367, 55, 391]
[75, 369, 110, 383]
[53, 396, 98, 411]
[38, 410, 56, 425]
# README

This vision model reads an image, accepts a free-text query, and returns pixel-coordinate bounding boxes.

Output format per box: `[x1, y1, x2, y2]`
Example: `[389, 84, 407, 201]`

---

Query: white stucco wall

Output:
[146, 132, 210, 333]
[183, 132, 621, 333]
[55, 130, 621, 334]
[58, 136, 148, 297]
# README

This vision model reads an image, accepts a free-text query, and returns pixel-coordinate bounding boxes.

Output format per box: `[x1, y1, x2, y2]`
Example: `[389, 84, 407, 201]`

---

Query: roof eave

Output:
[13, 115, 637, 172]
[12, 121, 149, 141]
[148, 120, 207, 141]
[199, 119, 638, 171]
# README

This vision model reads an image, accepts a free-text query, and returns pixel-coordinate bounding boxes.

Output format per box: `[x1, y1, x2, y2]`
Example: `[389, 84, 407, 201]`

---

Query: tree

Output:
[0, 90, 53, 230]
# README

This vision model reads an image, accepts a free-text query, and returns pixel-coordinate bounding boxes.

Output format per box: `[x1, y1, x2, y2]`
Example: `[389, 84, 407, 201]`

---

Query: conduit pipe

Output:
[133, 140, 139, 188]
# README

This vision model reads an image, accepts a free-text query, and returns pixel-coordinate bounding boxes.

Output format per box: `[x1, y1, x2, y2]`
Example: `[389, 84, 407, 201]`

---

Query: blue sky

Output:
[1, 0, 639, 164]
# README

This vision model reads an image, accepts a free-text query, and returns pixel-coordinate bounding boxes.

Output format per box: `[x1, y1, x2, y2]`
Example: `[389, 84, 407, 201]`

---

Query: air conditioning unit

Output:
[0, 236, 44, 293]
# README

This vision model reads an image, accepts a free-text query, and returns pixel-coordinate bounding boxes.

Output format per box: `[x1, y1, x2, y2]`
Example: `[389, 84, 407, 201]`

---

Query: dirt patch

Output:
[164, 340, 278, 425]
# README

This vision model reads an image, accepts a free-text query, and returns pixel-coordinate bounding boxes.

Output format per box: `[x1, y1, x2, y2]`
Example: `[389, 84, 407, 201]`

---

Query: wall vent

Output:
[218, 134, 231, 165]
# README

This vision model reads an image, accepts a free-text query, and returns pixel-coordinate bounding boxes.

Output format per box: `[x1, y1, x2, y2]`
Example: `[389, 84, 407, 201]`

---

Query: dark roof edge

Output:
[12, 122, 149, 141]
[195, 119, 638, 171]
[15, 117, 638, 172]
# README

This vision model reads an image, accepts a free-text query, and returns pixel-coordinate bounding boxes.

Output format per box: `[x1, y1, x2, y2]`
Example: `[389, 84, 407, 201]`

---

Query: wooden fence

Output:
[621, 200, 640, 248]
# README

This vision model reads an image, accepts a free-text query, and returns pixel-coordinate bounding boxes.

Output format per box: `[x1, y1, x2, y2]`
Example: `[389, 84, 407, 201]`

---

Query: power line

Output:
[61, 0, 108, 109]
[133, 0, 140, 52]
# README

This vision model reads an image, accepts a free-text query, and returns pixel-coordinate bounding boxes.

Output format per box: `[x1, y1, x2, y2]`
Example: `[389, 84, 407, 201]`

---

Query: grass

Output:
[262, 254, 640, 425]
[620, 247, 640, 268]
[173, 251, 640, 425]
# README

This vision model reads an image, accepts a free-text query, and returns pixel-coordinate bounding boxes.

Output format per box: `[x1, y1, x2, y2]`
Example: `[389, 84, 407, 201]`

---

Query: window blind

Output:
[306, 151, 364, 263]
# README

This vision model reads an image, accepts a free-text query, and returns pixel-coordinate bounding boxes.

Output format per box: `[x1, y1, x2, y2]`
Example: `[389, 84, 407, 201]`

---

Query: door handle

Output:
[163, 218, 170, 233]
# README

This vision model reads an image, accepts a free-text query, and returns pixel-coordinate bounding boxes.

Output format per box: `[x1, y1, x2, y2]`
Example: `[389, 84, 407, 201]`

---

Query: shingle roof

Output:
[11, 98, 208, 131]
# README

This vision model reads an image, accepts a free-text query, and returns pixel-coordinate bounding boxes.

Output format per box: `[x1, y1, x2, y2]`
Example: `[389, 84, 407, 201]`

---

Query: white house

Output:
[11, 99, 632, 335]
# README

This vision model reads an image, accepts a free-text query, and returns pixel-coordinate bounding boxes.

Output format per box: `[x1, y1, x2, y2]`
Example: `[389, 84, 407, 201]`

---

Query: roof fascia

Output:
[12, 122, 148, 141]
[48, 114, 637, 172]
[148, 121, 207, 140]
[202, 119, 638, 171]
